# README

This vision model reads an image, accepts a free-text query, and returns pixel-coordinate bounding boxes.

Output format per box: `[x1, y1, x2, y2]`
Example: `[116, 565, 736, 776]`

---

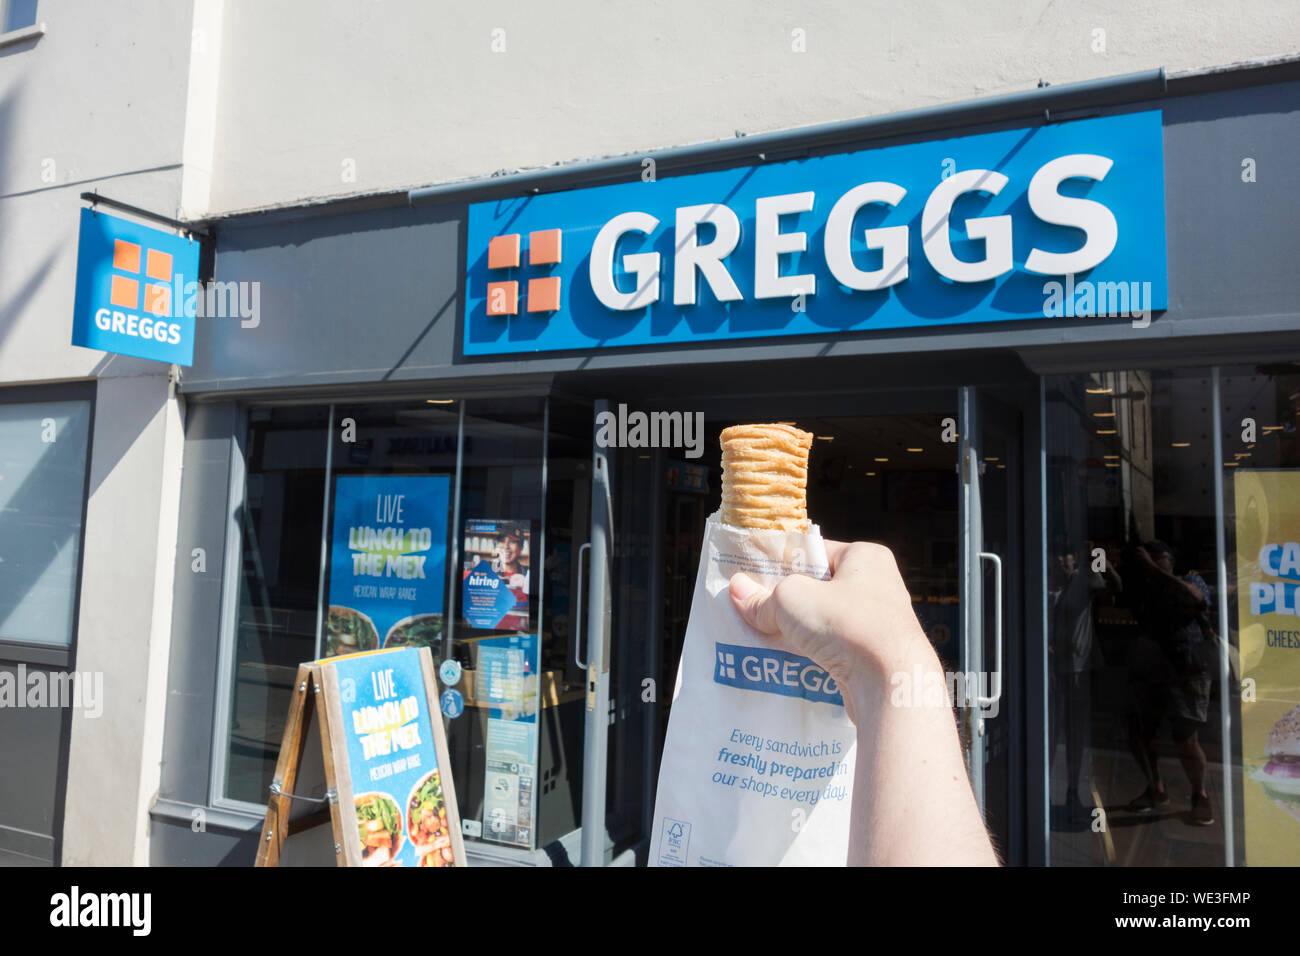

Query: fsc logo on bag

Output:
[70, 208, 200, 365]
[713, 641, 843, 706]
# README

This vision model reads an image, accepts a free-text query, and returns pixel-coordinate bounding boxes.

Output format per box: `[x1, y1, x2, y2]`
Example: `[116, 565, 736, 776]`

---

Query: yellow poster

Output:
[1236, 470, 1300, 866]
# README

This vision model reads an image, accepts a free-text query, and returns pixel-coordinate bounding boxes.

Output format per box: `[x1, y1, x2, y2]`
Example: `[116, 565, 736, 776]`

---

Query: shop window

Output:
[0, 397, 92, 647]
[221, 406, 330, 806]
[1045, 369, 1234, 865]
[218, 396, 590, 857]
[442, 397, 549, 852]
[1218, 363, 1300, 867]
[1, 0, 37, 33]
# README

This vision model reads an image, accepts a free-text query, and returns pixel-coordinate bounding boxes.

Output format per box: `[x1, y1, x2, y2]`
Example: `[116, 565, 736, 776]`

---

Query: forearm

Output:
[844, 646, 999, 866]
[1146, 565, 1204, 610]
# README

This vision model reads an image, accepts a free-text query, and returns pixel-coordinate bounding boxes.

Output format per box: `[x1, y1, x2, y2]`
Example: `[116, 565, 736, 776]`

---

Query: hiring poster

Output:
[1235, 469, 1300, 865]
[478, 633, 540, 848]
[326, 475, 450, 657]
[461, 519, 531, 631]
[324, 648, 464, 867]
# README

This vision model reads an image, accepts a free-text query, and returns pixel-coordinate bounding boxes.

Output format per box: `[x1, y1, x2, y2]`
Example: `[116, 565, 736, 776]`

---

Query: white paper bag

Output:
[649, 513, 857, 866]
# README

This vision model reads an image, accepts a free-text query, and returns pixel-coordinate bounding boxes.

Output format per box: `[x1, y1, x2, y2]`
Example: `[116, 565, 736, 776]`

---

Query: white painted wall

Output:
[0, 1, 196, 864]
[203, 0, 1300, 214]
[0, 0, 194, 384]
[61, 374, 185, 866]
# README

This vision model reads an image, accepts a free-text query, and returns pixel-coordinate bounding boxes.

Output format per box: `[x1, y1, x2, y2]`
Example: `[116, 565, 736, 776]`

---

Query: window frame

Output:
[0, 0, 43, 49]
[0, 381, 96, 669]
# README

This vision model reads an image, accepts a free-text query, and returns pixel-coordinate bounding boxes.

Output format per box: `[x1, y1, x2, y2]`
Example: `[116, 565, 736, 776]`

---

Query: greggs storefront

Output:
[149, 60, 1300, 866]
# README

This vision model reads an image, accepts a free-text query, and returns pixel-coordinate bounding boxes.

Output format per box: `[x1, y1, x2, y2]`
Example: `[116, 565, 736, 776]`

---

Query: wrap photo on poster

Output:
[1235, 469, 1300, 865]
[326, 475, 451, 657]
[461, 519, 532, 631]
[327, 648, 461, 866]
[476, 633, 540, 848]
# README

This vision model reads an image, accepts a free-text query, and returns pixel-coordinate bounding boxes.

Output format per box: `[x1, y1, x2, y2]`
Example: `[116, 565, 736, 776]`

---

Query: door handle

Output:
[977, 551, 1003, 709]
[574, 542, 591, 670]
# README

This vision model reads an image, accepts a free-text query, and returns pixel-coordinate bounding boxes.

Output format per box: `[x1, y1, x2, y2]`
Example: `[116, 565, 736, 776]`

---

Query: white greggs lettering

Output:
[93, 307, 183, 344]
[589, 153, 1118, 309]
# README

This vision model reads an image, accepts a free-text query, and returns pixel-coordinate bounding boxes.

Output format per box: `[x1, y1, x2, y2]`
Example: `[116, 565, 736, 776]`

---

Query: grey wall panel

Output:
[0, 663, 63, 862]
[148, 815, 258, 867]
[1161, 81, 1300, 325]
[188, 205, 464, 388]
[158, 401, 237, 807]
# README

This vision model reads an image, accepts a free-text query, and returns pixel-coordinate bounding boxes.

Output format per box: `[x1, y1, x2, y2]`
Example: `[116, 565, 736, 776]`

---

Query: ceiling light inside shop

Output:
[874, 457, 889, 462]
[984, 456, 999, 461]
[866, 472, 876, 476]
[1262, 425, 1283, 432]
[1086, 387, 1113, 394]
[1235, 452, 1251, 458]
[426, 399, 455, 404]
[1224, 461, 1240, 467]
[816, 436, 834, 441]
[1105, 463, 1119, 468]
[1094, 411, 1116, 418]
[1104, 454, 1120, 459]
[1171, 442, 1191, 448]
[1097, 429, 1117, 435]
[907, 447, 923, 452]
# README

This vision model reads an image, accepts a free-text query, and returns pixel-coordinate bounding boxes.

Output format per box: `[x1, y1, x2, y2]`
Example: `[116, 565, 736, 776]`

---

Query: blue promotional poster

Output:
[461, 518, 531, 630]
[326, 475, 451, 657]
[477, 633, 540, 847]
[327, 648, 458, 866]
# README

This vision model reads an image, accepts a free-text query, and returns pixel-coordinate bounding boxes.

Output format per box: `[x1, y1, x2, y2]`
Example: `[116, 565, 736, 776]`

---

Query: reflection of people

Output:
[1123, 540, 1217, 826]
[729, 540, 998, 866]
[1048, 541, 1117, 828]
[492, 525, 529, 593]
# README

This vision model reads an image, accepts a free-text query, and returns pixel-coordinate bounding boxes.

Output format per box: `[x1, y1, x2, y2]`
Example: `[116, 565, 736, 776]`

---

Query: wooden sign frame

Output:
[255, 646, 466, 867]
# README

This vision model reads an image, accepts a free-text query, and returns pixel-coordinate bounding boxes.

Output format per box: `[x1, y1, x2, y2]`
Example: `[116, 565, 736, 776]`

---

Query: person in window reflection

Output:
[1123, 539, 1218, 826]
[1049, 541, 1119, 829]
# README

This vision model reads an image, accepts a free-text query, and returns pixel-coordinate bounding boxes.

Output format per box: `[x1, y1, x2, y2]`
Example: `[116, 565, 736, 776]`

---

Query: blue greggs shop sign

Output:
[464, 110, 1166, 356]
[71, 208, 200, 366]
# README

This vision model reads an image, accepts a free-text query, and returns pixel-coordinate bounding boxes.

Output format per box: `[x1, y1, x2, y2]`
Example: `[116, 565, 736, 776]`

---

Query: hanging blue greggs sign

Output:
[71, 208, 200, 366]
[464, 110, 1166, 356]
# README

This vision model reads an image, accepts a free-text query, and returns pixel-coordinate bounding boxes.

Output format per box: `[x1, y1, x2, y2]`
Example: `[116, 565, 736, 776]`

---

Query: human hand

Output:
[728, 540, 937, 722]
[730, 539, 997, 866]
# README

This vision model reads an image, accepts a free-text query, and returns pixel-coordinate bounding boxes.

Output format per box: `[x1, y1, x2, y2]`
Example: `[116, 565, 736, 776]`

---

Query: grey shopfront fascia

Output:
[148, 60, 1300, 866]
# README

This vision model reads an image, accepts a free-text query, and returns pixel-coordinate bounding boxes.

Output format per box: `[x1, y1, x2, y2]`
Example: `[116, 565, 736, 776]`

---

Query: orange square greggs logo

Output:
[485, 229, 562, 317]
[107, 238, 174, 315]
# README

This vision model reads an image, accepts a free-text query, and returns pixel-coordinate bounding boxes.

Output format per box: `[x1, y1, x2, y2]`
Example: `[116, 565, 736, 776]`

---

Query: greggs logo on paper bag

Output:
[713, 641, 843, 706]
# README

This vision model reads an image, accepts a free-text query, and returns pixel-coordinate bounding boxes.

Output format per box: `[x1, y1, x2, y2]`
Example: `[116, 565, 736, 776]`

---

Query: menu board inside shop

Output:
[326, 474, 451, 657]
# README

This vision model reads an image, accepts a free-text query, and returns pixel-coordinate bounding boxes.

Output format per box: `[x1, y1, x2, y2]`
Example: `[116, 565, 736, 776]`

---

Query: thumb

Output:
[729, 572, 782, 635]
